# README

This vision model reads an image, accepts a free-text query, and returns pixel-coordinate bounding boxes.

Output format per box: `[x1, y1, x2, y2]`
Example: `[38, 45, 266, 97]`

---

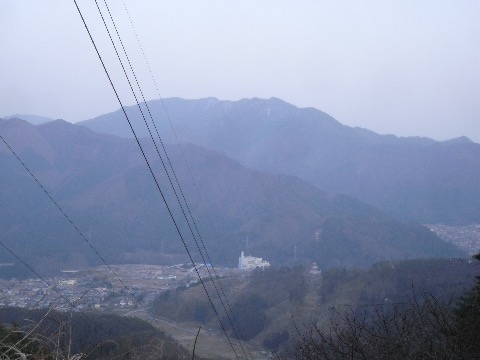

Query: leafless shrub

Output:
[1, 310, 85, 360]
[0, 312, 191, 360]
[276, 293, 476, 360]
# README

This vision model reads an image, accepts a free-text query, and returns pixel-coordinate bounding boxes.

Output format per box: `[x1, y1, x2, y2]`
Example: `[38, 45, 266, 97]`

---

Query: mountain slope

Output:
[78, 97, 480, 224]
[153, 258, 480, 350]
[0, 118, 462, 276]
[0, 308, 194, 359]
[3, 114, 54, 125]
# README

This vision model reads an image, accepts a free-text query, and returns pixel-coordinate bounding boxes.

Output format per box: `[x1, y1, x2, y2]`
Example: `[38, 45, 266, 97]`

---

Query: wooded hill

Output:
[79, 97, 480, 225]
[152, 258, 480, 352]
[0, 308, 195, 359]
[0, 118, 462, 276]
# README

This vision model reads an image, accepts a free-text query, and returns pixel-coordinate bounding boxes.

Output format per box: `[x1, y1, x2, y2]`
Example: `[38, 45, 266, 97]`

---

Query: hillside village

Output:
[0, 249, 280, 312]
[0, 264, 237, 312]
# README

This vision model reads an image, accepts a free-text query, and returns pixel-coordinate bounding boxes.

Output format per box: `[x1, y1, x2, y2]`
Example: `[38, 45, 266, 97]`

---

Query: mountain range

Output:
[0, 116, 463, 275]
[3, 114, 54, 125]
[79, 97, 480, 225]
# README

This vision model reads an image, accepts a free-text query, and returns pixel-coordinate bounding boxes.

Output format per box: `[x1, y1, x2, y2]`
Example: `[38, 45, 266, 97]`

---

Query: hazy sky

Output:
[1, 1, 479, 141]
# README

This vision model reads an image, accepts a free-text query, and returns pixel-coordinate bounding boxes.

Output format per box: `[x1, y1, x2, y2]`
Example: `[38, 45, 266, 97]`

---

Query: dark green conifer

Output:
[454, 253, 480, 356]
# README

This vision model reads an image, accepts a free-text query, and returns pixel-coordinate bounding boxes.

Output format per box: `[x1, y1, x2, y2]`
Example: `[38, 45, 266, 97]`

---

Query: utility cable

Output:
[0, 238, 97, 326]
[98, 1, 252, 356]
[73, 2, 241, 358]
[120, 1, 255, 353]
[0, 123, 151, 325]
[96, 1, 251, 356]
[91, 2, 244, 356]
[1, 126, 198, 356]
[0, 108, 175, 344]
[0, 133, 183, 356]
[0, 131, 155, 328]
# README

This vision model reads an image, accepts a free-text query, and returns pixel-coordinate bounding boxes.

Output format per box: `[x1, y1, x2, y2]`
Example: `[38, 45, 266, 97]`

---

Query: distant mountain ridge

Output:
[0, 118, 462, 276]
[4, 114, 54, 125]
[78, 97, 480, 225]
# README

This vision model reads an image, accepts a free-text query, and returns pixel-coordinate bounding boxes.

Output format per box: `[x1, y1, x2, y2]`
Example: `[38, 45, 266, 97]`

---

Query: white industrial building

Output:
[238, 251, 270, 270]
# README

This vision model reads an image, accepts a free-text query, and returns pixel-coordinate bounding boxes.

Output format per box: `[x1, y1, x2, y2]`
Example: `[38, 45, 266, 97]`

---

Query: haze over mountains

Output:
[3, 114, 54, 126]
[79, 97, 480, 225]
[0, 115, 464, 275]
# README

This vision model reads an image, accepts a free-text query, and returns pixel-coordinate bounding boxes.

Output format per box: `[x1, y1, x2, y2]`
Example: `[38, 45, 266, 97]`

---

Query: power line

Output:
[98, 0, 252, 353]
[0, 109, 174, 343]
[93, 0, 248, 355]
[0, 131, 187, 356]
[73, 2, 243, 358]
[0, 129, 160, 319]
[118, 0, 253, 346]
[97, 1, 253, 356]
[0, 238, 97, 326]
[0, 127, 151, 317]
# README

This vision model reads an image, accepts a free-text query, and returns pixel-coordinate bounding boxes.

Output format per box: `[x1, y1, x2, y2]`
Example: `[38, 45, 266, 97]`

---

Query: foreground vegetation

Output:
[151, 257, 480, 353]
[277, 254, 480, 359]
[0, 310, 194, 359]
[1, 255, 479, 359]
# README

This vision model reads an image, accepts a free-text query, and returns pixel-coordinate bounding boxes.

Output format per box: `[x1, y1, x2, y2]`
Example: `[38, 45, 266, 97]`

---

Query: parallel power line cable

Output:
[0, 129, 153, 319]
[73, 2, 243, 358]
[0, 259, 95, 326]
[105, 6, 253, 359]
[90, 2, 249, 357]
[0, 237, 97, 326]
[120, 15, 256, 360]
[0, 257, 144, 360]
[96, 1, 253, 357]
[0, 135, 97, 315]
[96, 0, 253, 356]
[0, 132, 170, 341]
[0, 134, 183, 357]
[0, 116, 174, 343]
[120, 2, 256, 351]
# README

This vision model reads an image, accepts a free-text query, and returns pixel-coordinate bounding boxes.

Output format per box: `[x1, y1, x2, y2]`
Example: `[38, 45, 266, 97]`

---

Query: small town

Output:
[0, 263, 238, 313]
[0, 252, 271, 313]
[427, 224, 480, 255]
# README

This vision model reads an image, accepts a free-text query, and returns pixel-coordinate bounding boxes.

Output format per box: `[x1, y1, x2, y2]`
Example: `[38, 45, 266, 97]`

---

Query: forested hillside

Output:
[0, 118, 462, 276]
[0, 308, 194, 359]
[152, 258, 480, 352]
[79, 97, 480, 224]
